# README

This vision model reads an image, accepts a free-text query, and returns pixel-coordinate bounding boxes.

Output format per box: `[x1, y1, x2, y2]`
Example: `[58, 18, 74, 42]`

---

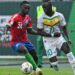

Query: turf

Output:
[0, 67, 73, 75]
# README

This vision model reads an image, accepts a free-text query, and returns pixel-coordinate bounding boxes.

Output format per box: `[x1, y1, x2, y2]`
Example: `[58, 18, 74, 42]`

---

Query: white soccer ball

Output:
[21, 62, 33, 74]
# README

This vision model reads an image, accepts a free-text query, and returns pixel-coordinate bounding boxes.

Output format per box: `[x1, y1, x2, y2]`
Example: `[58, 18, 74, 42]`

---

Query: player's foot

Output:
[50, 64, 59, 71]
[36, 68, 43, 75]
[50, 64, 53, 68]
[31, 71, 36, 75]
[53, 65, 59, 71]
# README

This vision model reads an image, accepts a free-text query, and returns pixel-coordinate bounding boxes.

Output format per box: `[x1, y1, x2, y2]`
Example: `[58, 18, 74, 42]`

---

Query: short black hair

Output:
[20, 1, 29, 6]
[42, 0, 50, 2]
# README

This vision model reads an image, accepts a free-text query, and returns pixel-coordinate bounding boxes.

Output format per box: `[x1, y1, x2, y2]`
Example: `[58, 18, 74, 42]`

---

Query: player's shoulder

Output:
[26, 15, 30, 18]
[55, 12, 64, 17]
[11, 13, 19, 20]
[38, 12, 44, 19]
[25, 15, 31, 20]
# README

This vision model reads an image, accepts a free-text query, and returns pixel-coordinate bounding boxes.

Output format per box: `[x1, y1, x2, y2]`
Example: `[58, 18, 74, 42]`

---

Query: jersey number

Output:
[47, 49, 52, 56]
[17, 22, 22, 29]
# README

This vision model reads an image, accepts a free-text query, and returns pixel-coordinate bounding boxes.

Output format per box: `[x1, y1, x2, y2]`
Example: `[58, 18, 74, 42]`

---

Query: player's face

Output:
[42, 1, 52, 14]
[21, 4, 30, 15]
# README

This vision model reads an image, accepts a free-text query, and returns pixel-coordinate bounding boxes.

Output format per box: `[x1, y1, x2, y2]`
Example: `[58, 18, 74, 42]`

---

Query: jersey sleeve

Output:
[37, 15, 43, 29]
[27, 18, 32, 29]
[59, 13, 66, 26]
[7, 14, 17, 27]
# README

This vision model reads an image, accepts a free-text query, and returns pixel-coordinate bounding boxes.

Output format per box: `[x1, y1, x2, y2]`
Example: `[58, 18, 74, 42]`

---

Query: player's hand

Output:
[54, 33, 61, 37]
[68, 39, 73, 48]
[68, 39, 71, 44]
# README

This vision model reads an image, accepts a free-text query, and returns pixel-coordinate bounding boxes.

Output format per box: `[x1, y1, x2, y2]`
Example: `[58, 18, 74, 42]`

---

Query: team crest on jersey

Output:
[17, 22, 22, 29]
[43, 16, 60, 27]
[17, 20, 30, 29]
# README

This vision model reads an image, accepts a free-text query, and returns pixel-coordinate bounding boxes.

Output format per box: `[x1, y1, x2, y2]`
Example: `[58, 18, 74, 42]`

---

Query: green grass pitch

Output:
[0, 67, 73, 75]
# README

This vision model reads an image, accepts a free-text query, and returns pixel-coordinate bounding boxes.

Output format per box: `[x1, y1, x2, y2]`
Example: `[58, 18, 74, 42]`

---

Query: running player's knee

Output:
[61, 42, 70, 54]
[49, 56, 57, 62]
[49, 56, 59, 71]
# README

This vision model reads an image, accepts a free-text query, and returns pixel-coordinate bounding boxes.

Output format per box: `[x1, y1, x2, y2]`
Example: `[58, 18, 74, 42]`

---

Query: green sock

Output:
[25, 53, 37, 70]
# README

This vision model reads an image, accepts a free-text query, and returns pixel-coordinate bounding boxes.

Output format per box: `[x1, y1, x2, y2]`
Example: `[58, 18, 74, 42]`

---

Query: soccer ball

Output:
[21, 62, 33, 74]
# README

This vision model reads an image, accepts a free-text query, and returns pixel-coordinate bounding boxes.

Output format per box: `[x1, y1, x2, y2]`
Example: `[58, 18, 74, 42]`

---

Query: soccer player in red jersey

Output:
[5, 1, 43, 75]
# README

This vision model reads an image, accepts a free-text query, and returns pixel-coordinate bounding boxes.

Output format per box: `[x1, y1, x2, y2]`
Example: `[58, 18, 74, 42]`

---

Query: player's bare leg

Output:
[49, 56, 59, 71]
[61, 42, 75, 75]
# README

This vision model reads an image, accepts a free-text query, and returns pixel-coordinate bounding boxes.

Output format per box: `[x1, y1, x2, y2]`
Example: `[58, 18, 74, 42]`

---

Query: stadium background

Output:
[0, 0, 74, 64]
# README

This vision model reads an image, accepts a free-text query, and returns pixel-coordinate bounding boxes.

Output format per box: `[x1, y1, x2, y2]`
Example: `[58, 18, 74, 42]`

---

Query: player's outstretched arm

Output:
[27, 28, 39, 35]
[27, 28, 51, 37]
[37, 29, 51, 37]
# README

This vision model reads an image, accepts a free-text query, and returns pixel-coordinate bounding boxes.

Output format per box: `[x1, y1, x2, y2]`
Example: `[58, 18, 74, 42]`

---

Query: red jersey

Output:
[7, 13, 32, 46]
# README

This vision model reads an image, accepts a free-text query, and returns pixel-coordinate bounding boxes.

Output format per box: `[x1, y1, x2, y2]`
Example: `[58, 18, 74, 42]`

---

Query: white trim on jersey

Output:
[7, 14, 18, 27]
[6, 20, 14, 27]
[37, 12, 67, 34]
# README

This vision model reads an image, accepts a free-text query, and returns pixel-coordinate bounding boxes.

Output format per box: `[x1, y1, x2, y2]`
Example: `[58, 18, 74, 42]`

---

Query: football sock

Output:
[67, 52, 75, 75]
[67, 52, 75, 63]
[25, 53, 37, 70]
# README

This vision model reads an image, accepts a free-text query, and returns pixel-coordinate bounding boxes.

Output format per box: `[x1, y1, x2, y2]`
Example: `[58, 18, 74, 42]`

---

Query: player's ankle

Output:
[50, 61, 59, 71]
[36, 67, 42, 71]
